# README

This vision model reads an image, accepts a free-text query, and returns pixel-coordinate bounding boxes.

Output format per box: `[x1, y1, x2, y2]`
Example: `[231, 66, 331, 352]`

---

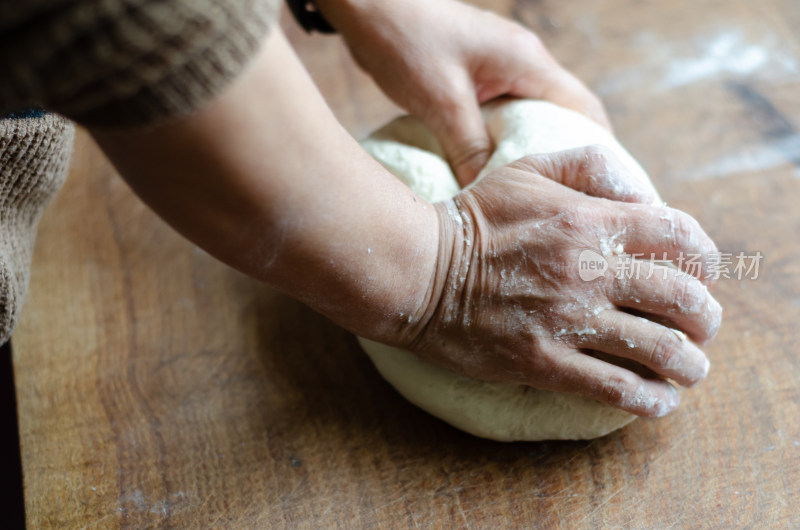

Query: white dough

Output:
[358, 99, 655, 442]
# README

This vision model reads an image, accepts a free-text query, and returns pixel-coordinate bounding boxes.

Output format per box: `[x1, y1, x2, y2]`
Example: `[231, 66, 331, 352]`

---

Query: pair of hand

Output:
[315, 0, 722, 416]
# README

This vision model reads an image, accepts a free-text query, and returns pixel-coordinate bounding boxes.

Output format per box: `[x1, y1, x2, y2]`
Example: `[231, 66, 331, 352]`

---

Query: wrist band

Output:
[286, 0, 336, 34]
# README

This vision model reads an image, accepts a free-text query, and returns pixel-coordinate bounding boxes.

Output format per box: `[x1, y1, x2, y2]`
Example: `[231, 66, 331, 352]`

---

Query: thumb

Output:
[426, 98, 493, 187]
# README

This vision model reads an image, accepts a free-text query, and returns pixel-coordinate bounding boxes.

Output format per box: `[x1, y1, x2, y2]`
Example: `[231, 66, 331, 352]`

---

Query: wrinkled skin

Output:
[402, 152, 723, 417]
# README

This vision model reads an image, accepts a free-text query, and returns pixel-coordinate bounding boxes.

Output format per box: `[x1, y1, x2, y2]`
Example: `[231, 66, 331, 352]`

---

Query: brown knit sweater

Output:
[0, 0, 280, 343]
[0, 0, 281, 127]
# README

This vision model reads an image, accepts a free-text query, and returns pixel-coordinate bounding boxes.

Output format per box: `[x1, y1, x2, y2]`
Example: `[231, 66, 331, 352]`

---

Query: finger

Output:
[577, 310, 710, 386]
[514, 67, 613, 131]
[608, 260, 723, 343]
[543, 69, 612, 131]
[425, 95, 493, 187]
[508, 145, 657, 203]
[614, 204, 719, 283]
[547, 349, 681, 417]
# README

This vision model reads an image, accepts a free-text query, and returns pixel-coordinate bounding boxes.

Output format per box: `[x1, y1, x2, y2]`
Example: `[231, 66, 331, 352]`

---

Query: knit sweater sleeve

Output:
[0, 0, 281, 127]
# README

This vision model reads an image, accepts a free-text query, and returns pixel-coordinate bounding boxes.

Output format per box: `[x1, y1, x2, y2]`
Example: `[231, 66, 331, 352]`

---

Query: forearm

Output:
[91, 29, 439, 342]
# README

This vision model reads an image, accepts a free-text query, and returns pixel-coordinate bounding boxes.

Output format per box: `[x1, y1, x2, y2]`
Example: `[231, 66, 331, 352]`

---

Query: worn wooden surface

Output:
[13, 0, 800, 527]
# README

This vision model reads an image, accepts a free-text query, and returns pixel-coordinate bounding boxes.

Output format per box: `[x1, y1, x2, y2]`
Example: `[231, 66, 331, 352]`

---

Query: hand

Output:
[400, 157, 722, 417]
[316, 0, 610, 185]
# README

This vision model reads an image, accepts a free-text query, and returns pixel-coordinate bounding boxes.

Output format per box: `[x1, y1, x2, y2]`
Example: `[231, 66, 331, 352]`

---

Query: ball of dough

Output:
[359, 99, 651, 442]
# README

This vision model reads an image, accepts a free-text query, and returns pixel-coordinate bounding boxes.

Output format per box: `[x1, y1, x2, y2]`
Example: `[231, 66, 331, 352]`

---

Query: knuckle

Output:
[614, 202, 648, 234]
[667, 275, 706, 316]
[450, 142, 492, 170]
[597, 373, 635, 406]
[577, 203, 613, 234]
[576, 145, 619, 182]
[671, 212, 696, 243]
[649, 332, 681, 370]
[554, 204, 597, 239]
[624, 204, 648, 227]
[576, 145, 608, 179]
[508, 24, 546, 54]
[581, 144, 613, 165]
[668, 210, 705, 251]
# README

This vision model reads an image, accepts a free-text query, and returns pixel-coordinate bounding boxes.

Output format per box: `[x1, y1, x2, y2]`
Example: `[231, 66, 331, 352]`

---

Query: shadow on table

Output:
[251, 292, 637, 474]
[0, 341, 25, 529]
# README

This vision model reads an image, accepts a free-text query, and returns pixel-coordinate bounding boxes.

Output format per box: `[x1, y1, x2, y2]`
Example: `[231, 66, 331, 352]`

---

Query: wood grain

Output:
[13, 0, 800, 527]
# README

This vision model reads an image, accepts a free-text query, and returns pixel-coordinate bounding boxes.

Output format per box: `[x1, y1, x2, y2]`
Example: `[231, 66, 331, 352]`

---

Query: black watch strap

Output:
[286, 0, 337, 34]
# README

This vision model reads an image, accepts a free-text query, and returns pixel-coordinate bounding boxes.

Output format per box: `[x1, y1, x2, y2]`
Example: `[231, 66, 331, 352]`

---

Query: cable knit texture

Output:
[0, 114, 74, 343]
[0, 0, 280, 127]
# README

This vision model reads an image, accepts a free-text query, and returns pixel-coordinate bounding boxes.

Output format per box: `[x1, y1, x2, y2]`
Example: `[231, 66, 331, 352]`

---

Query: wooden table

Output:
[13, 0, 800, 527]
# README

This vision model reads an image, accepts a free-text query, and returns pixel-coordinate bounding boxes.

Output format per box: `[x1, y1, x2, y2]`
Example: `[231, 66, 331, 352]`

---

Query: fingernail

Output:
[655, 386, 681, 417]
[686, 353, 710, 387]
[704, 297, 723, 343]
[669, 387, 681, 412]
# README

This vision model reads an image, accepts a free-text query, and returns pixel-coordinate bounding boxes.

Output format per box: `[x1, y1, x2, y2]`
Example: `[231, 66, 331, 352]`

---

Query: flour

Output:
[358, 99, 659, 441]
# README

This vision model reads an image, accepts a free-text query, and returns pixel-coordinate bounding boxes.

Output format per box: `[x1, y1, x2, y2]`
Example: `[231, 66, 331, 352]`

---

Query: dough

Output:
[358, 99, 653, 441]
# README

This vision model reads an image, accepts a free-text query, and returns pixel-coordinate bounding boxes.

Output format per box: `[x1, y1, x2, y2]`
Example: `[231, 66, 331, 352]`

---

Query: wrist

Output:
[353, 197, 443, 346]
[400, 198, 476, 352]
